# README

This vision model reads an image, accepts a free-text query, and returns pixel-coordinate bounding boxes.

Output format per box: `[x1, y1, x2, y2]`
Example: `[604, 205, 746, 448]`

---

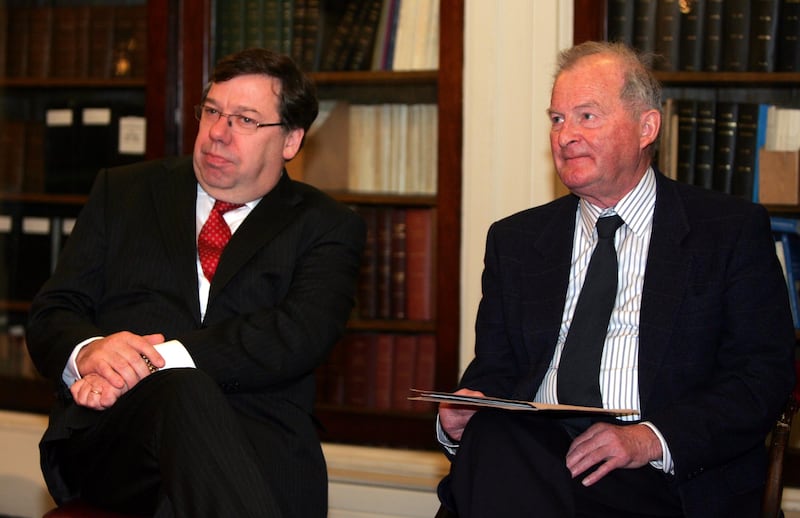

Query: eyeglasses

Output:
[194, 104, 284, 134]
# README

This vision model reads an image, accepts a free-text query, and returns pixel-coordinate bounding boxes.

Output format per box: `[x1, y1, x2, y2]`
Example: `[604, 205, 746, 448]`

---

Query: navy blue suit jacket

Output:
[458, 171, 795, 516]
[27, 156, 365, 509]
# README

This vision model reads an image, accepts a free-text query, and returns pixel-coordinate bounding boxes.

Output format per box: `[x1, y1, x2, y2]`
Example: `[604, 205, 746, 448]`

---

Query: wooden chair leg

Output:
[761, 394, 798, 518]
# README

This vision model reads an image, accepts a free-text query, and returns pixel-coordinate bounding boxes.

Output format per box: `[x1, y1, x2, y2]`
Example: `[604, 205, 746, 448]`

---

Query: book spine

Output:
[291, 0, 307, 66]
[632, 0, 658, 54]
[694, 100, 716, 190]
[732, 103, 760, 200]
[752, 103, 770, 202]
[6, 7, 31, 78]
[653, 0, 681, 71]
[348, 0, 383, 71]
[390, 207, 407, 319]
[301, 0, 321, 71]
[355, 205, 378, 319]
[376, 207, 393, 319]
[411, 333, 436, 411]
[88, 5, 115, 78]
[748, 0, 780, 72]
[374, 333, 395, 410]
[776, 0, 800, 72]
[319, 0, 360, 71]
[50, 7, 79, 78]
[343, 333, 376, 408]
[712, 101, 739, 194]
[702, 0, 724, 71]
[405, 208, 434, 321]
[0, 6, 7, 78]
[720, 0, 751, 72]
[27, 6, 53, 78]
[391, 334, 417, 411]
[606, 0, 634, 46]
[678, 0, 705, 72]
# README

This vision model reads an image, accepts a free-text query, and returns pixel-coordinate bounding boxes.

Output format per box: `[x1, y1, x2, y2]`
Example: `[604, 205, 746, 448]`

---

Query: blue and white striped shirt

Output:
[533, 167, 673, 472]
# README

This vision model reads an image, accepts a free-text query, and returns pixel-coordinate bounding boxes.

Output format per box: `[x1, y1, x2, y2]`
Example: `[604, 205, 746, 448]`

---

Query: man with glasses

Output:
[27, 48, 365, 518]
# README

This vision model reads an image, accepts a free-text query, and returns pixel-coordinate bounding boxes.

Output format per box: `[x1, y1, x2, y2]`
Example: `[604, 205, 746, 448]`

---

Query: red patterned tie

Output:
[198, 200, 244, 281]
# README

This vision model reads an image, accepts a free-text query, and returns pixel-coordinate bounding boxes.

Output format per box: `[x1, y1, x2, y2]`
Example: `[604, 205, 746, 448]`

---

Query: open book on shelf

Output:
[408, 389, 639, 416]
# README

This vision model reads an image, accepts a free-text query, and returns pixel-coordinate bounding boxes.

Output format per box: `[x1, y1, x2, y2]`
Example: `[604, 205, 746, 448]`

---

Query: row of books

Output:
[295, 101, 437, 195]
[3, 102, 147, 195]
[352, 206, 434, 321]
[0, 325, 39, 380]
[658, 101, 800, 202]
[608, 0, 800, 73]
[215, 0, 439, 72]
[315, 332, 436, 412]
[0, 4, 148, 79]
[348, 103, 438, 194]
[42, 103, 146, 194]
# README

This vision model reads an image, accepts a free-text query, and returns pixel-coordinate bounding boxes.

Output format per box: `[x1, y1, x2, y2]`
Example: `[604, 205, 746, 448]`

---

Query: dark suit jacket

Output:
[26, 156, 366, 507]
[457, 171, 795, 517]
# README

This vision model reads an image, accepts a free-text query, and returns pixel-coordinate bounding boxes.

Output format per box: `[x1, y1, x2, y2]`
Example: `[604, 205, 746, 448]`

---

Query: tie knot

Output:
[596, 214, 623, 239]
[212, 200, 244, 215]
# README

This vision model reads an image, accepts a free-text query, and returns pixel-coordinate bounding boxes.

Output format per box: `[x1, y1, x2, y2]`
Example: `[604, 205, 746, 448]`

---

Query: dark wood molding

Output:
[573, 0, 606, 43]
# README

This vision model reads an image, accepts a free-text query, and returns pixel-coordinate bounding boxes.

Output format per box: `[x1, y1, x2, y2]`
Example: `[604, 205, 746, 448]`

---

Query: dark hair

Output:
[202, 48, 319, 141]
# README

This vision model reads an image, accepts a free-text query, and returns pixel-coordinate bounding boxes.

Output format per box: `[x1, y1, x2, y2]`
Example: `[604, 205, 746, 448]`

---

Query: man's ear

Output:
[639, 108, 661, 149]
[283, 128, 305, 161]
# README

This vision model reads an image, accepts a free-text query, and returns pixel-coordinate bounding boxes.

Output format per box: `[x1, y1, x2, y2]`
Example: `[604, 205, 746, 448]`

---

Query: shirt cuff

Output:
[640, 421, 675, 474]
[154, 340, 196, 369]
[61, 338, 195, 387]
[436, 414, 459, 456]
[62, 336, 103, 387]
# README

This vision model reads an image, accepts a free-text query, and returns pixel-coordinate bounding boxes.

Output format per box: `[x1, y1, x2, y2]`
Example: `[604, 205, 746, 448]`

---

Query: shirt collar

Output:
[578, 167, 657, 239]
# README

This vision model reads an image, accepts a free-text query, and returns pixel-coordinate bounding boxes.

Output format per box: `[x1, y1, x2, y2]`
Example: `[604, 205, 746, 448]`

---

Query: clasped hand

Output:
[70, 331, 166, 410]
[439, 388, 662, 486]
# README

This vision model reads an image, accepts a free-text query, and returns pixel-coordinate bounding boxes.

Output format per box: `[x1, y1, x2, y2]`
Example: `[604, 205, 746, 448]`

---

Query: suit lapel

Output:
[149, 157, 203, 322]
[209, 171, 304, 300]
[513, 196, 578, 399]
[637, 174, 693, 411]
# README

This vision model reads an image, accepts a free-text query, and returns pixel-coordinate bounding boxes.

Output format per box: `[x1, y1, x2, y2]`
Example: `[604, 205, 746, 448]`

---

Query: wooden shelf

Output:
[329, 191, 437, 207]
[0, 192, 87, 205]
[309, 70, 437, 86]
[0, 78, 147, 89]
[347, 319, 437, 333]
[653, 72, 800, 86]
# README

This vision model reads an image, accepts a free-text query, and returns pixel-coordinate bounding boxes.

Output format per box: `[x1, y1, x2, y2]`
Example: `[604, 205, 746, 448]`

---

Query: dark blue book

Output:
[772, 217, 800, 328]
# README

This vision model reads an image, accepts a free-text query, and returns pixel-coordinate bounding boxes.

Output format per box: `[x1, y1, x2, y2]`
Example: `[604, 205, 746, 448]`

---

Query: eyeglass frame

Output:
[193, 104, 285, 133]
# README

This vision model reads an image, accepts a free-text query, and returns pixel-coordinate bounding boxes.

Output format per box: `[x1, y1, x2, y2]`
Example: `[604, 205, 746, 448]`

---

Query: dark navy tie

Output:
[557, 214, 624, 407]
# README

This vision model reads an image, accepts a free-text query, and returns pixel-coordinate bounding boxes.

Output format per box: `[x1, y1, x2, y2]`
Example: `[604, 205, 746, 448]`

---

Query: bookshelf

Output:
[0, 0, 154, 412]
[0, 0, 463, 451]
[573, 0, 800, 208]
